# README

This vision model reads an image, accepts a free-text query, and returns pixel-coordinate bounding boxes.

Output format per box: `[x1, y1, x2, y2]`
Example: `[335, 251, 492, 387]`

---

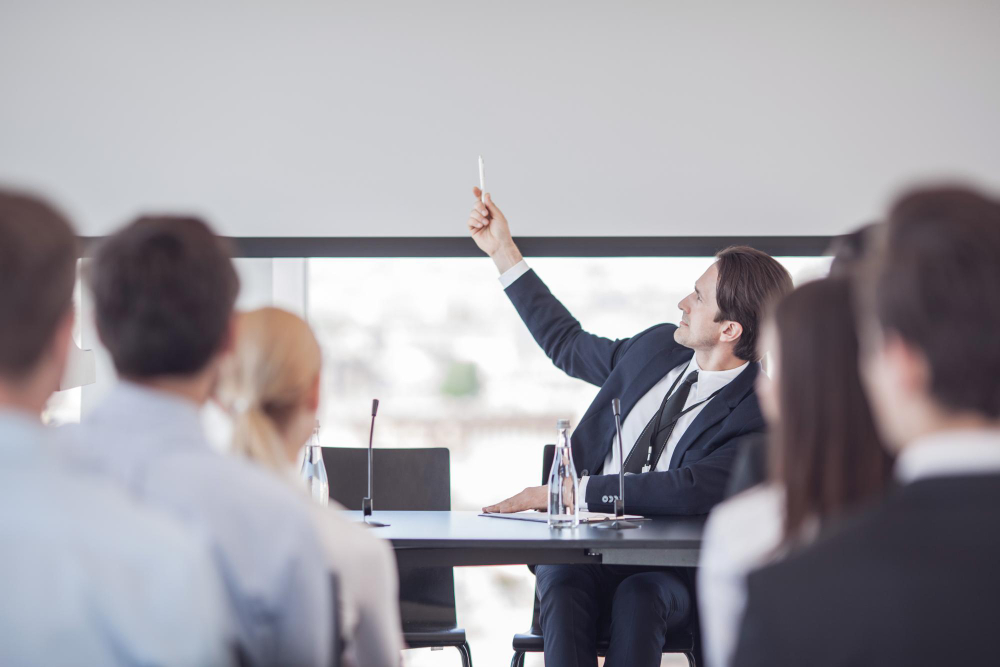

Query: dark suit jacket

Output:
[724, 433, 769, 498]
[505, 268, 765, 516]
[733, 474, 1000, 667]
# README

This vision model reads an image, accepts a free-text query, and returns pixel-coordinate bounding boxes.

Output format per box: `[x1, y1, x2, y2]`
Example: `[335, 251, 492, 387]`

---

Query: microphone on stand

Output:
[362, 398, 389, 528]
[595, 398, 640, 530]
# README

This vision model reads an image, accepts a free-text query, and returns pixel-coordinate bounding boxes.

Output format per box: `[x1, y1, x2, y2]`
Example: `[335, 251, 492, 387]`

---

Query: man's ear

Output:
[719, 320, 743, 346]
[218, 313, 238, 356]
[48, 309, 76, 382]
[305, 372, 321, 412]
[883, 333, 930, 396]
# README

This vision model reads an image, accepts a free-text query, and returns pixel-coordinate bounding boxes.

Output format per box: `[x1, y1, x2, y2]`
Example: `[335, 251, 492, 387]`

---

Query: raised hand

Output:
[466, 187, 523, 274]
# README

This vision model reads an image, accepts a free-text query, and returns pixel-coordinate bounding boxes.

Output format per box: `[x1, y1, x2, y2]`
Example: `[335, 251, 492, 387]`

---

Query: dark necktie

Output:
[623, 370, 699, 474]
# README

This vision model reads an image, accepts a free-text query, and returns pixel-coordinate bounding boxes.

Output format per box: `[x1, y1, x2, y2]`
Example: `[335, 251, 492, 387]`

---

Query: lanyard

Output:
[641, 371, 723, 471]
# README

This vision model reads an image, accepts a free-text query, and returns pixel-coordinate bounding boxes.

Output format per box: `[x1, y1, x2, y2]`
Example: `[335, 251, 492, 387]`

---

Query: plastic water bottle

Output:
[548, 419, 579, 528]
[299, 420, 329, 506]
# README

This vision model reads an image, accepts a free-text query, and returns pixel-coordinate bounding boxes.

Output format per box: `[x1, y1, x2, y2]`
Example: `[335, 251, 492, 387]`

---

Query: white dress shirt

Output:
[894, 428, 1000, 482]
[502, 260, 748, 510]
[698, 484, 785, 667]
[59, 383, 334, 667]
[1, 409, 233, 667]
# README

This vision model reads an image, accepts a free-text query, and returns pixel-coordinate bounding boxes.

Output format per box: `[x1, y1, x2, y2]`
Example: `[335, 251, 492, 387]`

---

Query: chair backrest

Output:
[323, 447, 451, 511]
[540, 444, 555, 486]
[321, 447, 456, 634]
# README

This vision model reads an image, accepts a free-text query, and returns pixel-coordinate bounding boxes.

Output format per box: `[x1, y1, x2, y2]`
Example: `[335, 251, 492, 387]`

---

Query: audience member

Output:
[62, 217, 335, 667]
[698, 277, 892, 667]
[0, 191, 233, 666]
[733, 186, 1000, 666]
[723, 223, 882, 498]
[217, 307, 404, 667]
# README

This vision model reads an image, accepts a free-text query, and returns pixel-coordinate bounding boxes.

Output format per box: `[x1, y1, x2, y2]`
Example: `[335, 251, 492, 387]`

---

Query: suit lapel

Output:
[666, 361, 760, 469]
[577, 345, 692, 474]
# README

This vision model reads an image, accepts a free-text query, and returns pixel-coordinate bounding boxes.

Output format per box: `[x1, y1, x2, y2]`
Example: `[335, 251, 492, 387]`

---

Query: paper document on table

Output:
[480, 511, 647, 523]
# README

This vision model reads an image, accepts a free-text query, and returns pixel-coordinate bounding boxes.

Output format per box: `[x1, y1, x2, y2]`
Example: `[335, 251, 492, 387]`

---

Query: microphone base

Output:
[361, 497, 390, 527]
[594, 500, 641, 529]
[593, 519, 642, 530]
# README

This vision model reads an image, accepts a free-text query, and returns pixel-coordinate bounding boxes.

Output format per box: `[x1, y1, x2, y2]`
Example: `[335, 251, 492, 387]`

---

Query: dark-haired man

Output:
[62, 217, 334, 667]
[0, 191, 232, 665]
[733, 186, 1000, 666]
[466, 189, 793, 667]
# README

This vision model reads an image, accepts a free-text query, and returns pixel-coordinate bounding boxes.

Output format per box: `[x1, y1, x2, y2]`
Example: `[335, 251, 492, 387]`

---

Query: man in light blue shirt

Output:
[0, 189, 233, 666]
[63, 215, 335, 667]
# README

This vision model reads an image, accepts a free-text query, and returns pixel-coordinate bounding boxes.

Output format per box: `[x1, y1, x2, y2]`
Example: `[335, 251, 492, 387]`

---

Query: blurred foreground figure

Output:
[0, 190, 233, 666]
[61, 217, 334, 666]
[217, 307, 404, 667]
[733, 186, 1000, 666]
[698, 277, 892, 667]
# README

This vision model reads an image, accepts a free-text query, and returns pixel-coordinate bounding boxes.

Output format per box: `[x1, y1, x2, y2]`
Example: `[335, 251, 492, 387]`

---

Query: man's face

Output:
[674, 263, 726, 352]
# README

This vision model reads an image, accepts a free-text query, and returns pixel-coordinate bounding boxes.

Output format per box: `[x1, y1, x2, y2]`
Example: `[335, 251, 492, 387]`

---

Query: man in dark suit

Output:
[733, 186, 1000, 666]
[466, 188, 793, 667]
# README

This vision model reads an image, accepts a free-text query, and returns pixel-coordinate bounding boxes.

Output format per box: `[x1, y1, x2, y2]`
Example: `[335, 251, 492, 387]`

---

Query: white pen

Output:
[478, 155, 486, 203]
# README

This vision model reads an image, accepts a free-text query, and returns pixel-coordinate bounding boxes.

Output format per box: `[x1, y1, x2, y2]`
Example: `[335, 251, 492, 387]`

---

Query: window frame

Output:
[81, 236, 834, 258]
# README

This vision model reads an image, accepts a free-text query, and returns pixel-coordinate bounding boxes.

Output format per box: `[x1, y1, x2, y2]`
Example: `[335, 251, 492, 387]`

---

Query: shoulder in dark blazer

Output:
[733, 474, 1000, 667]
[505, 268, 765, 515]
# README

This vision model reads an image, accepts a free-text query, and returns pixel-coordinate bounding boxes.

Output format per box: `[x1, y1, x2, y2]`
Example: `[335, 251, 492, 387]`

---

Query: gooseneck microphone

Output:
[596, 398, 640, 530]
[362, 398, 389, 528]
[612, 398, 626, 516]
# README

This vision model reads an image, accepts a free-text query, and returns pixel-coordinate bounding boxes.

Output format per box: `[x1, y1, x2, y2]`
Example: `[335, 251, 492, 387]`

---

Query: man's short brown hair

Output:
[90, 216, 239, 379]
[714, 246, 794, 361]
[865, 185, 1000, 418]
[0, 189, 78, 379]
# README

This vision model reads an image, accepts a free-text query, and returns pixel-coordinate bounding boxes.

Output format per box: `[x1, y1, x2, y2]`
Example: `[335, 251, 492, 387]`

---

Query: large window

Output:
[307, 255, 830, 666]
[55, 251, 829, 666]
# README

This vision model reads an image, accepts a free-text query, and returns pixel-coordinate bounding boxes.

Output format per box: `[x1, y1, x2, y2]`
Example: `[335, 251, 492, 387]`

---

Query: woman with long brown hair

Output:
[216, 307, 404, 667]
[698, 277, 893, 667]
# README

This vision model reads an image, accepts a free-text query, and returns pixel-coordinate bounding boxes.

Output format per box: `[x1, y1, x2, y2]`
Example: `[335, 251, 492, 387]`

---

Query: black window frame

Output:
[82, 236, 835, 258]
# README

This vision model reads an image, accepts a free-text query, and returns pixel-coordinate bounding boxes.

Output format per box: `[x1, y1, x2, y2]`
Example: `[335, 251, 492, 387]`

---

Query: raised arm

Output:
[467, 188, 631, 386]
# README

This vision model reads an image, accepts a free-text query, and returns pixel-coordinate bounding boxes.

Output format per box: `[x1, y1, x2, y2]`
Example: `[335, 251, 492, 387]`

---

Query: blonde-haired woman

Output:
[217, 307, 404, 667]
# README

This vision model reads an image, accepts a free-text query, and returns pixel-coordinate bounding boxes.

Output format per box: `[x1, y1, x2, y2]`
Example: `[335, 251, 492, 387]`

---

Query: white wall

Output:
[2, 1, 999, 238]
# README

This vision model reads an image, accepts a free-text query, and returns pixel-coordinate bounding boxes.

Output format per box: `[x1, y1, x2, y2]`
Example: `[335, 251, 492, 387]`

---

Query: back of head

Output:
[0, 189, 77, 383]
[218, 307, 322, 471]
[90, 217, 239, 379]
[771, 278, 892, 542]
[827, 222, 880, 279]
[866, 185, 1000, 419]
[714, 246, 794, 361]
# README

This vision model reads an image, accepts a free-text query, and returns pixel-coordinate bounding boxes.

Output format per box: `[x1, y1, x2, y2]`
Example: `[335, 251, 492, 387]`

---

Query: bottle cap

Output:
[556, 419, 570, 429]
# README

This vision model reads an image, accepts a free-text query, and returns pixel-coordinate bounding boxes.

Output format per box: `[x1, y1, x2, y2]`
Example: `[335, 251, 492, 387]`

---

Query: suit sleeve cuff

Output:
[578, 476, 590, 512]
[498, 260, 531, 289]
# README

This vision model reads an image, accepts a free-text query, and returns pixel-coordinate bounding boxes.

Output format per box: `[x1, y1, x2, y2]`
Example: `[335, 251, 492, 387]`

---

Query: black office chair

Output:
[509, 445, 702, 667]
[323, 447, 473, 667]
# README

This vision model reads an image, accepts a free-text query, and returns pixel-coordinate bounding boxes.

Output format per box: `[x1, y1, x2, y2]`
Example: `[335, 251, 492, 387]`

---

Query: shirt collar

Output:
[88, 381, 206, 446]
[895, 428, 1000, 483]
[686, 355, 749, 396]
